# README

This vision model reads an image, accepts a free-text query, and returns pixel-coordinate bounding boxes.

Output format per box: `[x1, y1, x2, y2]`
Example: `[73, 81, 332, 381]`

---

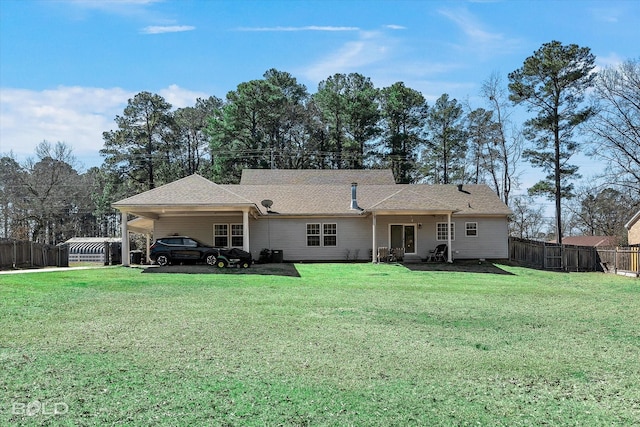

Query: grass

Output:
[1, 263, 639, 426]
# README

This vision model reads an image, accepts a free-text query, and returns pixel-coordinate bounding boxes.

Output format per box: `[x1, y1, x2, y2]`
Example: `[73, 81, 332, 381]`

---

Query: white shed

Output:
[65, 237, 121, 264]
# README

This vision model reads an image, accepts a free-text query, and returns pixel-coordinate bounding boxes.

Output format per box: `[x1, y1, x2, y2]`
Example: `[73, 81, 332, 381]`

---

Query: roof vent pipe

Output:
[457, 184, 463, 192]
[350, 182, 363, 211]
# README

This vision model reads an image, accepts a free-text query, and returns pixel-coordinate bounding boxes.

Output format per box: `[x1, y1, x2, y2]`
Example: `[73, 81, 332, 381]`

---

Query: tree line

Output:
[1, 41, 638, 245]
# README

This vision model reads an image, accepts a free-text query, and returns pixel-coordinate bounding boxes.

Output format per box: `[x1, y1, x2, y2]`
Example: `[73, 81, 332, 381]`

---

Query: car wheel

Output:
[205, 254, 217, 266]
[240, 261, 250, 268]
[216, 258, 228, 268]
[156, 254, 170, 266]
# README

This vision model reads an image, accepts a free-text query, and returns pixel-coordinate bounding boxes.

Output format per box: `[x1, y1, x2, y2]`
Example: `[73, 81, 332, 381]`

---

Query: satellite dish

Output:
[261, 199, 273, 210]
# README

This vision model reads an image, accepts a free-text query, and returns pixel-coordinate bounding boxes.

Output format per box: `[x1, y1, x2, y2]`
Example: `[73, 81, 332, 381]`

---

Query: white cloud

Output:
[236, 26, 360, 32]
[69, 0, 160, 4]
[438, 8, 522, 57]
[595, 52, 624, 69]
[589, 7, 620, 23]
[0, 86, 133, 167]
[384, 24, 406, 30]
[158, 84, 210, 108]
[0, 84, 207, 168]
[300, 31, 397, 82]
[65, 0, 162, 16]
[141, 25, 195, 34]
[67, 0, 161, 7]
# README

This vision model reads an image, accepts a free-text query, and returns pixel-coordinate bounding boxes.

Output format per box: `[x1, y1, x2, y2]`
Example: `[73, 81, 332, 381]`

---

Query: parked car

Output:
[149, 236, 252, 268]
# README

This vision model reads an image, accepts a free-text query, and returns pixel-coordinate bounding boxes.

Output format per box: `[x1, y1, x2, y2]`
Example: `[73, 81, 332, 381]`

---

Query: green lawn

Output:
[1, 264, 639, 426]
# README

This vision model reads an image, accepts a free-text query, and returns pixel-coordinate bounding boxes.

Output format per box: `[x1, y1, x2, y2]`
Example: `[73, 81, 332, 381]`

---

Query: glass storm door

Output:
[390, 225, 416, 254]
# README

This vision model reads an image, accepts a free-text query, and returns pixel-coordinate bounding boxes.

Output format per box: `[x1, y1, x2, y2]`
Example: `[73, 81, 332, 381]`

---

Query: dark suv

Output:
[149, 236, 252, 268]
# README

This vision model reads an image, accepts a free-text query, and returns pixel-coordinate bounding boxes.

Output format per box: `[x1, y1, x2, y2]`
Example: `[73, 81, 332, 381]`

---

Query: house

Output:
[549, 235, 618, 247]
[626, 210, 640, 245]
[112, 169, 512, 265]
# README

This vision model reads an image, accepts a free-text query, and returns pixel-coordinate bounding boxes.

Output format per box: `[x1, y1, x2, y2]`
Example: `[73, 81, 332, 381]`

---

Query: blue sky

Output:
[1, 0, 638, 191]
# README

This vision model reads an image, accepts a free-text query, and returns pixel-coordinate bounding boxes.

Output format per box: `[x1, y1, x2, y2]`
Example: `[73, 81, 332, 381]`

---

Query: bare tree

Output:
[17, 141, 82, 244]
[565, 184, 637, 244]
[586, 58, 640, 197]
[509, 195, 550, 240]
[480, 72, 523, 206]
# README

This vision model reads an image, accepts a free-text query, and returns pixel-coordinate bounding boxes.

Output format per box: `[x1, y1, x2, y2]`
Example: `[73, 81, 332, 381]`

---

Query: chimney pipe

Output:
[457, 184, 463, 192]
[350, 182, 363, 211]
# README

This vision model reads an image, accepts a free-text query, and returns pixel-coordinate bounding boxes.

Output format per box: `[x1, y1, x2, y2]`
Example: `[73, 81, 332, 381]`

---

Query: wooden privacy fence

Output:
[509, 237, 639, 276]
[597, 247, 640, 277]
[508, 237, 596, 271]
[0, 240, 69, 270]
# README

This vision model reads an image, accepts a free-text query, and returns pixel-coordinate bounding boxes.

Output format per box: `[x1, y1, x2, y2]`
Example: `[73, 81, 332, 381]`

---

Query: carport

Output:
[113, 175, 259, 267]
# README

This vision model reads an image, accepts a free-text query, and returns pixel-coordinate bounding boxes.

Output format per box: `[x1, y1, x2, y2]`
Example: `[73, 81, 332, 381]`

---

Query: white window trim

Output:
[306, 222, 337, 247]
[306, 223, 321, 247]
[388, 224, 418, 255]
[436, 222, 455, 241]
[323, 223, 337, 247]
[465, 222, 478, 238]
[213, 223, 244, 248]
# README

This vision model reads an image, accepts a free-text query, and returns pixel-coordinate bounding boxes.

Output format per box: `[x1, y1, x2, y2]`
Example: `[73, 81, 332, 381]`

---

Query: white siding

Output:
[449, 216, 509, 259]
[374, 214, 508, 260]
[252, 217, 372, 262]
[153, 215, 373, 262]
[154, 214, 245, 246]
[152, 213, 509, 262]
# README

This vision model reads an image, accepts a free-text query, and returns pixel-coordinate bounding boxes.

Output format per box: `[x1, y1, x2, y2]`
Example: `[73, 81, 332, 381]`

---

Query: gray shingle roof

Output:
[229, 184, 511, 216]
[240, 169, 396, 185]
[113, 172, 512, 216]
[112, 174, 254, 207]
[549, 236, 618, 247]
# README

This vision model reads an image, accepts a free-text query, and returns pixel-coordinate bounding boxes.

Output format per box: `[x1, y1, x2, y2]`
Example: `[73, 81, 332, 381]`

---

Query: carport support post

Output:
[242, 209, 250, 253]
[121, 212, 130, 267]
[447, 212, 453, 263]
[372, 212, 377, 263]
[146, 233, 151, 264]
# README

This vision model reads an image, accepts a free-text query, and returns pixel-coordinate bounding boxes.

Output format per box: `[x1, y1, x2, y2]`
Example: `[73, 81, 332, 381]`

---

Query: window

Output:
[231, 224, 244, 247]
[307, 224, 320, 246]
[465, 222, 478, 237]
[183, 238, 198, 247]
[162, 238, 182, 245]
[436, 222, 455, 241]
[214, 224, 243, 247]
[307, 223, 337, 247]
[214, 224, 228, 247]
[323, 223, 337, 246]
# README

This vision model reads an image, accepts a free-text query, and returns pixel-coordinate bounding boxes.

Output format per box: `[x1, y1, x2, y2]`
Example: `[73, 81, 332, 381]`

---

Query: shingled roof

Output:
[240, 169, 396, 185]
[112, 174, 254, 208]
[113, 172, 512, 217]
[225, 183, 510, 216]
[549, 236, 618, 247]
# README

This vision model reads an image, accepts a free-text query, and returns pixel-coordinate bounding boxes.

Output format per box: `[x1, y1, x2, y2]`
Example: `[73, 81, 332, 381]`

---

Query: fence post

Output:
[104, 241, 110, 266]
